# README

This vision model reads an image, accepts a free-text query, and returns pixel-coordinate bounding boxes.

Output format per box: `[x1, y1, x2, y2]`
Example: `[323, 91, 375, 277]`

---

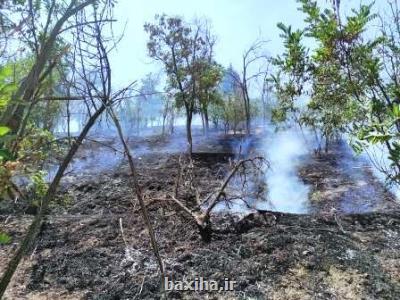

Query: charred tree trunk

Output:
[185, 105, 193, 155]
[204, 106, 210, 135]
[243, 85, 251, 135]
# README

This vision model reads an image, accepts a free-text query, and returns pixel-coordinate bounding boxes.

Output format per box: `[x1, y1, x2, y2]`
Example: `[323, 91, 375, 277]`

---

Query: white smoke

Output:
[360, 143, 400, 201]
[257, 126, 311, 213]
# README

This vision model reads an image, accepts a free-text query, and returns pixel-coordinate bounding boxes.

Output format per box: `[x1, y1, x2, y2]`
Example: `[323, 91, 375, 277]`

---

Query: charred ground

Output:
[1, 133, 400, 299]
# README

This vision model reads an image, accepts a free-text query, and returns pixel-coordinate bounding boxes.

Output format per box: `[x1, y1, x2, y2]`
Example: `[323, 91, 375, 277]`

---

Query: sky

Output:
[109, 0, 381, 88]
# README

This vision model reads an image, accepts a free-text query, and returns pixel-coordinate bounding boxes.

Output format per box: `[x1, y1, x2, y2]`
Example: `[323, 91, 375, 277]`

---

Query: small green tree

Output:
[347, 0, 400, 181]
[145, 15, 219, 154]
[197, 60, 223, 134]
[271, 22, 309, 127]
[273, 0, 374, 153]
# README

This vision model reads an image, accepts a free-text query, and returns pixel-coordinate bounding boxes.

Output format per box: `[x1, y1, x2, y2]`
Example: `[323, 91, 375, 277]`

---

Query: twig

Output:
[119, 218, 129, 248]
[170, 196, 195, 217]
[334, 213, 347, 234]
[201, 156, 264, 222]
[135, 276, 146, 299]
[165, 155, 266, 242]
[84, 137, 124, 154]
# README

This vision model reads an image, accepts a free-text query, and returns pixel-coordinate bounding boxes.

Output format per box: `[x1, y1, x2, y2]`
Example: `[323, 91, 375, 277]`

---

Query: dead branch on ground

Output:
[169, 156, 266, 242]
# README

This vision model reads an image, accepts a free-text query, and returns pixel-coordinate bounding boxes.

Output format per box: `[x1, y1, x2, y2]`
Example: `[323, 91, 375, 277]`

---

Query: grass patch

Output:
[0, 231, 12, 245]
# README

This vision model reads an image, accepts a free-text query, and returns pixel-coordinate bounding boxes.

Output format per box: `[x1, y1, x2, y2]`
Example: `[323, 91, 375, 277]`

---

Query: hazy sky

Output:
[109, 0, 378, 88]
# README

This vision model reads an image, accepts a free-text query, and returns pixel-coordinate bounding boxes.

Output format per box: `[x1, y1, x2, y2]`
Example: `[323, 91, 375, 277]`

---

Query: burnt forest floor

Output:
[1, 132, 400, 299]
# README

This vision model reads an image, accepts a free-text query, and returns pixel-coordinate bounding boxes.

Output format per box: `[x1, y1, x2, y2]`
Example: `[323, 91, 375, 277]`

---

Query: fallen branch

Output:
[167, 156, 266, 242]
[170, 195, 195, 217]
[202, 156, 265, 221]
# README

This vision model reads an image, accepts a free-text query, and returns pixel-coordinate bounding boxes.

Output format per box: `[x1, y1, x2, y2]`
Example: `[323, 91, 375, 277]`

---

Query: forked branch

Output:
[169, 156, 265, 242]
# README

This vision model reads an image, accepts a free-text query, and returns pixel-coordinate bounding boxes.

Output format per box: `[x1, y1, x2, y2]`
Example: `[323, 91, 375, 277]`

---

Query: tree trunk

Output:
[244, 94, 251, 135]
[161, 114, 166, 136]
[200, 111, 206, 135]
[325, 135, 329, 153]
[186, 106, 193, 155]
[170, 112, 175, 134]
[204, 106, 209, 135]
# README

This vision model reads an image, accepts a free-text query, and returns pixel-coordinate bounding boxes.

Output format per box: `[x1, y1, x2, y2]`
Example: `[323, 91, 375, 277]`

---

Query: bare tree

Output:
[229, 40, 269, 135]
[161, 94, 175, 136]
[75, 7, 167, 297]
[260, 69, 273, 124]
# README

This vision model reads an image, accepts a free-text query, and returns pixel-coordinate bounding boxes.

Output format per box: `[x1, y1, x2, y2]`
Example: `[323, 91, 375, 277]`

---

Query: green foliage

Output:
[0, 125, 56, 198]
[0, 232, 12, 245]
[0, 126, 14, 162]
[273, 0, 375, 149]
[29, 55, 68, 131]
[0, 148, 13, 162]
[17, 125, 57, 164]
[145, 15, 197, 111]
[0, 64, 18, 113]
[271, 107, 287, 124]
[350, 139, 366, 155]
[389, 142, 400, 168]
[197, 61, 224, 119]
[273, 0, 400, 182]
[0, 126, 10, 136]
[0, 164, 13, 197]
[271, 19, 309, 126]
[216, 93, 247, 132]
[29, 171, 48, 198]
[145, 15, 222, 146]
[364, 132, 392, 145]
[0, 125, 16, 197]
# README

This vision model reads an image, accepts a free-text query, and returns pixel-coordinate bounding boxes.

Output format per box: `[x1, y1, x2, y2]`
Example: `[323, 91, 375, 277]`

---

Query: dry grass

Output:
[324, 266, 367, 300]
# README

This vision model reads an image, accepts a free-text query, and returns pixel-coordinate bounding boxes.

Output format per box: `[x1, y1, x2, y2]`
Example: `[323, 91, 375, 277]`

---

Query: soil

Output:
[1, 133, 400, 299]
[299, 141, 398, 214]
